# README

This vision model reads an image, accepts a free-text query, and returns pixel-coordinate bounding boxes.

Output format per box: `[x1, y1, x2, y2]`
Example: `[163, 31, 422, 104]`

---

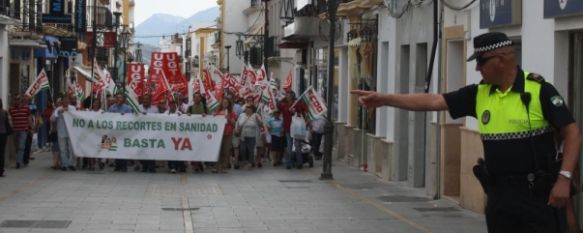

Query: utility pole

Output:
[263, 0, 269, 77]
[90, 0, 97, 101]
[321, 0, 336, 180]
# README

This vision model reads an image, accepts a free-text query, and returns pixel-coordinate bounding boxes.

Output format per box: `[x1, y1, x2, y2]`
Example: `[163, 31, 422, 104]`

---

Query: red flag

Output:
[283, 69, 292, 91]
[247, 65, 257, 85]
[151, 72, 172, 104]
[203, 68, 215, 92]
[257, 64, 267, 83]
[240, 65, 248, 86]
[127, 63, 145, 97]
[149, 52, 188, 97]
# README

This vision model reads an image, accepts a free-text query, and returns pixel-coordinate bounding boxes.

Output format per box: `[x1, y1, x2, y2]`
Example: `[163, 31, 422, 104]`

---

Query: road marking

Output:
[181, 195, 194, 233]
[180, 174, 194, 233]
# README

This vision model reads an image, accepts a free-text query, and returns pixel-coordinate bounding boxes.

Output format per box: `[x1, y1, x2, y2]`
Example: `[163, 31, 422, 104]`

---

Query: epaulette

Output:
[527, 73, 545, 83]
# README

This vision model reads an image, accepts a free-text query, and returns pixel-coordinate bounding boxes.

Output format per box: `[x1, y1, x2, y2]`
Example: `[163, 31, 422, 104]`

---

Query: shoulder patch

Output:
[527, 73, 545, 83]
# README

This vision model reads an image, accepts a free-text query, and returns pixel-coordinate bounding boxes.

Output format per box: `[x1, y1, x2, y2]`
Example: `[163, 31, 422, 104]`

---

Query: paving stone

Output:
[0, 152, 486, 233]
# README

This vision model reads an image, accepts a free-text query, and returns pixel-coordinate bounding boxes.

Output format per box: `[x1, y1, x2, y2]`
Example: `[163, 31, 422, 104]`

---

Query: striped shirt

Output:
[9, 106, 31, 132]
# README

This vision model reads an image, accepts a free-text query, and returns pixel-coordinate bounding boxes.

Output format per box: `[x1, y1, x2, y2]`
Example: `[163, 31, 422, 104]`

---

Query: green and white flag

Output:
[25, 69, 50, 97]
[124, 86, 141, 114]
[198, 77, 220, 112]
[291, 87, 327, 121]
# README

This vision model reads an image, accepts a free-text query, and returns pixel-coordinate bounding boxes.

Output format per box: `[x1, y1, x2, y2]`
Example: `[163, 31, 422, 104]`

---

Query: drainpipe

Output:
[434, 0, 444, 200]
[422, 0, 440, 198]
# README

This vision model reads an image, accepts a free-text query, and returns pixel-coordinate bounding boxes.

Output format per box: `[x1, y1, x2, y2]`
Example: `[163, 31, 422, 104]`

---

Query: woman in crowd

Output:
[266, 110, 284, 166]
[214, 98, 236, 173]
[235, 105, 262, 169]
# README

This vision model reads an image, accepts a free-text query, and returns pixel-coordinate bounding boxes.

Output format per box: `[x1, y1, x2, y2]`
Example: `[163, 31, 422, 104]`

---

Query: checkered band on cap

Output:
[475, 40, 513, 53]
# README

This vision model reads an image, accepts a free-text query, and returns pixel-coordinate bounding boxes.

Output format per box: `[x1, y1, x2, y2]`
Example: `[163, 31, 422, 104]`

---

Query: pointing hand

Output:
[350, 90, 385, 109]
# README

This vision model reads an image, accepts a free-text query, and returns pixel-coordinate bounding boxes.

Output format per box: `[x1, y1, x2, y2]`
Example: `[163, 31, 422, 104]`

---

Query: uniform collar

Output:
[489, 66, 525, 95]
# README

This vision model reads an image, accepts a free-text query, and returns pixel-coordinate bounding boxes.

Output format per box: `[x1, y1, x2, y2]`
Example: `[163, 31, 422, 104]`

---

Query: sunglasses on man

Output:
[476, 55, 500, 66]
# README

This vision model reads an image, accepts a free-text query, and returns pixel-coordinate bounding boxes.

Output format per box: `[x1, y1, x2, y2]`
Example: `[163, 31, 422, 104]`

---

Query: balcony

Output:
[87, 6, 114, 30]
[243, 0, 261, 15]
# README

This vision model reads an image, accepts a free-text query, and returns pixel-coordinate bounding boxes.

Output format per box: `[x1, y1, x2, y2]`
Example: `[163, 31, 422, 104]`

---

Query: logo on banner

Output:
[100, 135, 118, 151]
[559, 0, 568, 10]
[489, 0, 496, 22]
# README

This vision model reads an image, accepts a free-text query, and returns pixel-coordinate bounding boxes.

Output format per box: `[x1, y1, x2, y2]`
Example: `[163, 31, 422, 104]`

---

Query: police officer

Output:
[352, 32, 581, 233]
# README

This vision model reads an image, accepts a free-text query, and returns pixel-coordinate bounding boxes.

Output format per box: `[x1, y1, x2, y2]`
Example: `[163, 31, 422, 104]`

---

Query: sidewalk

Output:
[0, 151, 486, 233]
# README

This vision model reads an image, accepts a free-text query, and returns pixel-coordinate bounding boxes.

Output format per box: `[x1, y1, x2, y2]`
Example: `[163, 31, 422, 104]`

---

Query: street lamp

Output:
[225, 45, 231, 73]
[119, 29, 130, 92]
[113, 11, 122, 86]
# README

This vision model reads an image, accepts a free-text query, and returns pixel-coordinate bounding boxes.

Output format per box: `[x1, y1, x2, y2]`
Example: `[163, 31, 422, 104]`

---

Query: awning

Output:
[73, 66, 97, 83]
[337, 0, 384, 17]
[9, 39, 46, 48]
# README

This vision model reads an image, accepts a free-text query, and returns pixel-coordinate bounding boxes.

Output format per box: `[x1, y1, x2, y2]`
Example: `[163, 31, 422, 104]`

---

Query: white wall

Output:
[224, 0, 249, 73]
[377, 8, 398, 141]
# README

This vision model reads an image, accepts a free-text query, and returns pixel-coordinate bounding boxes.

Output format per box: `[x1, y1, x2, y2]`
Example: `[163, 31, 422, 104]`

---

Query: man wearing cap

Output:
[352, 32, 581, 232]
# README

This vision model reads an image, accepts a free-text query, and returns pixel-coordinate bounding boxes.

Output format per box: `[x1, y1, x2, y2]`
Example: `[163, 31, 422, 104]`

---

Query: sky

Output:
[134, 0, 218, 26]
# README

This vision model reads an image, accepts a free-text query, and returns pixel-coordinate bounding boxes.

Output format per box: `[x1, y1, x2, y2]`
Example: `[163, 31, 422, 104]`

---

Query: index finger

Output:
[350, 90, 372, 96]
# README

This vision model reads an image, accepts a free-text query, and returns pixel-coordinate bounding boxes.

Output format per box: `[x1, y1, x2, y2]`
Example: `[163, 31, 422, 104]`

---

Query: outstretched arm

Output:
[350, 90, 449, 111]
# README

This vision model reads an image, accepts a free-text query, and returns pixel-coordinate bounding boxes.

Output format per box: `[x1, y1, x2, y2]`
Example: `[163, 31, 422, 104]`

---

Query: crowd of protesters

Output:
[0, 89, 326, 177]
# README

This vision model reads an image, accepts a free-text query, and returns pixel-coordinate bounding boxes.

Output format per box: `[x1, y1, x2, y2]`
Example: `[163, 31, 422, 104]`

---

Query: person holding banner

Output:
[186, 93, 207, 172]
[108, 93, 133, 172]
[51, 96, 77, 171]
[138, 94, 159, 173]
[166, 99, 186, 174]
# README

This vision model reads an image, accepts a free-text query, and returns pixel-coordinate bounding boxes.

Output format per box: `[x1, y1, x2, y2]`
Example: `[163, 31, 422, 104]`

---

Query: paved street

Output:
[0, 152, 486, 233]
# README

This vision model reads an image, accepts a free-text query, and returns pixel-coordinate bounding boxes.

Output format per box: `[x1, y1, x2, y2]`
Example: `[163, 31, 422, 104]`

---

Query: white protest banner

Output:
[63, 111, 226, 161]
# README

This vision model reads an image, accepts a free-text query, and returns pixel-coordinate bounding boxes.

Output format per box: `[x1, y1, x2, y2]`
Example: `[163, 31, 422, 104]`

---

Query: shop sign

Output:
[544, 0, 583, 18]
[42, 0, 72, 24]
[479, 0, 522, 29]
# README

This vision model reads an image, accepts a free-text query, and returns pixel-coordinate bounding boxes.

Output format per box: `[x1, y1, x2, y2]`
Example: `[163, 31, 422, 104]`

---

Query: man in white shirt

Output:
[138, 94, 159, 114]
[50, 95, 77, 171]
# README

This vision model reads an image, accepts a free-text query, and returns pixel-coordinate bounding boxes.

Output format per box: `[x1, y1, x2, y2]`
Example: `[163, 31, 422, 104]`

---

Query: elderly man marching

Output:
[352, 32, 581, 233]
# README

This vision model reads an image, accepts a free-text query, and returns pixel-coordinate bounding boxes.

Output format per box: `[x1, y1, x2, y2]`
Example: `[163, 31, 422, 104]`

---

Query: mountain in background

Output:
[135, 7, 219, 47]
[136, 43, 159, 65]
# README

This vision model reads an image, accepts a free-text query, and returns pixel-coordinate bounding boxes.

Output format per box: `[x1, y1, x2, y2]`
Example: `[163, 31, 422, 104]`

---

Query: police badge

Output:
[482, 110, 491, 125]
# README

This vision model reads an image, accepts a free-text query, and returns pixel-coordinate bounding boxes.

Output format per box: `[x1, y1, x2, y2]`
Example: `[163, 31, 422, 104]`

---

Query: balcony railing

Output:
[0, 0, 17, 18]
